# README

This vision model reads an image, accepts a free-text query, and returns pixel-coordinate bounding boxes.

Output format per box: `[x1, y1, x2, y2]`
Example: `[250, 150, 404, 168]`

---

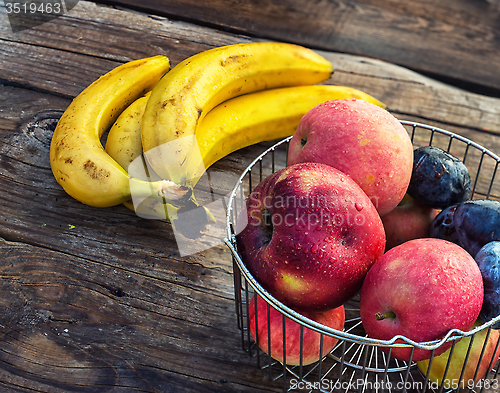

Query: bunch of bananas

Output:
[50, 42, 385, 221]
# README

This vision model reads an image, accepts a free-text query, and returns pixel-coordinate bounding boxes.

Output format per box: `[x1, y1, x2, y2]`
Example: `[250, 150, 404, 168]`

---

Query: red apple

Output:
[249, 293, 345, 365]
[287, 98, 413, 216]
[360, 238, 484, 362]
[381, 194, 438, 251]
[417, 321, 500, 388]
[235, 162, 386, 313]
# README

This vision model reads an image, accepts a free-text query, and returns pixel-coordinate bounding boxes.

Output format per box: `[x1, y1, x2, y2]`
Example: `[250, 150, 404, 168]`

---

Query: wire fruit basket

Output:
[223, 121, 500, 393]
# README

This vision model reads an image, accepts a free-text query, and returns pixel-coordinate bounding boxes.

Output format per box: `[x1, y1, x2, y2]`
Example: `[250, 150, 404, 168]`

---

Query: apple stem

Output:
[375, 311, 396, 321]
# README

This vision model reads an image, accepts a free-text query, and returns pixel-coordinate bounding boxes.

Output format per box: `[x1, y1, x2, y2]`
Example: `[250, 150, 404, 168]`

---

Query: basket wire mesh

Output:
[223, 121, 500, 393]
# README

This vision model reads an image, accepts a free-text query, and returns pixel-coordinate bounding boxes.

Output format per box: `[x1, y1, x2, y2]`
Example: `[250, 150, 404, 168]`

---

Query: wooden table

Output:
[1, 1, 500, 391]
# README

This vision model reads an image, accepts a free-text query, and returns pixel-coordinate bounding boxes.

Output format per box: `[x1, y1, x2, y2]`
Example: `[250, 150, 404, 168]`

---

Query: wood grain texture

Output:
[93, 0, 500, 94]
[0, 84, 282, 392]
[0, 238, 279, 392]
[1, 1, 500, 391]
[2, 3, 500, 135]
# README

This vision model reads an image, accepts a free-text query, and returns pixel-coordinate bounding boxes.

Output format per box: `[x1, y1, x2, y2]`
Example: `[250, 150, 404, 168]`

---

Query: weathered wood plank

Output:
[92, 0, 500, 94]
[0, 86, 278, 391]
[0, 84, 280, 327]
[324, 52, 500, 136]
[2, 2, 500, 136]
[0, 1, 251, 97]
[0, 237, 281, 392]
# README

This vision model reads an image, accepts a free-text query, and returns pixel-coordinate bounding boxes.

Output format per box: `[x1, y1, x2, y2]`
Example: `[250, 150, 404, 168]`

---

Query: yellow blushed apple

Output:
[417, 321, 500, 387]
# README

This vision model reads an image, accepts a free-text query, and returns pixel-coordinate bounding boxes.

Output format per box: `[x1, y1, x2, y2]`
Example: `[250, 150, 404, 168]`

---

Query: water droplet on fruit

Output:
[355, 203, 363, 211]
[311, 244, 318, 254]
[388, 170, 395, 178]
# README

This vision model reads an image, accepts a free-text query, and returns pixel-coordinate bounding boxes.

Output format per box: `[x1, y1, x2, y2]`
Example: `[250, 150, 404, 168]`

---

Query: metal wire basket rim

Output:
[224, 236, 500, 350]
[405, 121, 500, 163]
[224, 120, 500, 351]
[225, 135, 292, 241]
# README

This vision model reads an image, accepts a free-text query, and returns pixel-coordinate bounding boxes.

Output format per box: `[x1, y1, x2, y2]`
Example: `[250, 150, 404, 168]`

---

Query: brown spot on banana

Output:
[220, 54, 247, 67]
[229, 86, 242, 95]
[83, 160, 110, 180]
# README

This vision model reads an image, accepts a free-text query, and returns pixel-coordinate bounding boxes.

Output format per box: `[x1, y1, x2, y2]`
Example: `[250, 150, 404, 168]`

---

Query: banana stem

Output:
[128, 177, 193, 206]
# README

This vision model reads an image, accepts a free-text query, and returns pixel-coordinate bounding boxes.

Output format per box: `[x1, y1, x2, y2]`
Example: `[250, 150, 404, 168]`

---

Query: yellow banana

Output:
[107, 85, 384, 202]
[193, 85, 386, 183]
[104, 93, 211, 223]
[141, 42, 334, 185]
[104, 91, 168, 218]
[50, 55, 192, 208]
[105, 92, 151, 173]
[105, 91, 177, 219]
